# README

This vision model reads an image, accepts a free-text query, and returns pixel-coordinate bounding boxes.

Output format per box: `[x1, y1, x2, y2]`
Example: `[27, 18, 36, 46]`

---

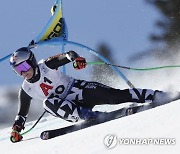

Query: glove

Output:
[10, 125, 23, 143]
[10, 115, 26, 143]
[73, 57, 87, 70]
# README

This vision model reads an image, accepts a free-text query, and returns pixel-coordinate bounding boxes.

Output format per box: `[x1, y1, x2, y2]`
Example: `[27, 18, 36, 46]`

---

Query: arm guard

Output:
[13, 88, 32, 130]
[45, 50, 79, 69]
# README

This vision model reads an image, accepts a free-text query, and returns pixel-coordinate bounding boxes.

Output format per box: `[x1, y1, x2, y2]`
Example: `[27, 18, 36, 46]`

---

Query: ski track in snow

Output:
[0, 101, 180, 154]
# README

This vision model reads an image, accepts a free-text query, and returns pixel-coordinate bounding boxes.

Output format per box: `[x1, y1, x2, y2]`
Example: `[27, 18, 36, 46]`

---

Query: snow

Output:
[1, 100, 180, 154]
[0, 1, 180, 153]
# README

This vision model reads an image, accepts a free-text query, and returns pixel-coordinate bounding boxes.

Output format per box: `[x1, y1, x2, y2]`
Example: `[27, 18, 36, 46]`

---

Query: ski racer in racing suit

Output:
[9, 47, 179, 142]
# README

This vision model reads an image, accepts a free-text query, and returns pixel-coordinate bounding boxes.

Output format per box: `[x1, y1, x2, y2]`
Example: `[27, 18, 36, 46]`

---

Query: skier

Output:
[9, 47, 179, 142]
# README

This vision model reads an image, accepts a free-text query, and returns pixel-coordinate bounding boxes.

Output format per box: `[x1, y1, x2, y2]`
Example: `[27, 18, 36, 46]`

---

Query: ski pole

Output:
[21, 111, 46, 136]
[87, 61, 180, 71]
[0, 53, 12, 63]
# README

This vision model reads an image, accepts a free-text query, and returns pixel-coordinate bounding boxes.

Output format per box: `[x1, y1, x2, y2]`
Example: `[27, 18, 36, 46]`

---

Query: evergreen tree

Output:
[130, 0, 180, 61]
[147, 0, 180, 48]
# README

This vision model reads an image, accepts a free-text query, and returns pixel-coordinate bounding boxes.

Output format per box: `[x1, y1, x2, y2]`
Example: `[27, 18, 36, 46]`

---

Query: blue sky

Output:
[0, 0, 161, 86]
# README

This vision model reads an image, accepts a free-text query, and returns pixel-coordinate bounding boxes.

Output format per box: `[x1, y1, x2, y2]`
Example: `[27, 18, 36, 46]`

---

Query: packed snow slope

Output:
[0, 100, 180, 154]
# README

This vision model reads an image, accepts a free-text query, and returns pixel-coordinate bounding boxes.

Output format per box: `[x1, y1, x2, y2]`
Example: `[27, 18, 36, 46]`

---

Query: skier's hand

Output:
[73, 57, 87, 70]
[10, 125, 23, 143]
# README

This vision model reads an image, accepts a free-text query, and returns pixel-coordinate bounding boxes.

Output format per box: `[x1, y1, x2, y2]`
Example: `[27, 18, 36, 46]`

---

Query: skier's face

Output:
[21, 67, 34, 80]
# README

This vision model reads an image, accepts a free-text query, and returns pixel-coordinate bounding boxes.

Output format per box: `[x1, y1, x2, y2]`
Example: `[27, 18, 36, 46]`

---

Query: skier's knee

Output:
[129, 88, 155, 103]
[43, 98, 81, 122]
[43, 99, 59, 116]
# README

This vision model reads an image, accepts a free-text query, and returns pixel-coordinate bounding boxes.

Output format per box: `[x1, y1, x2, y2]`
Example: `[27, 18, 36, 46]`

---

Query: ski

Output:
[40, 104, 148, 140]
[40, 91, 180, 140]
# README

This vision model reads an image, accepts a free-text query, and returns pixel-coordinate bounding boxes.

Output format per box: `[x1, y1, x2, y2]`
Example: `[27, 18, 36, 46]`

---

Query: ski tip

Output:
[40, 131, 49, 140]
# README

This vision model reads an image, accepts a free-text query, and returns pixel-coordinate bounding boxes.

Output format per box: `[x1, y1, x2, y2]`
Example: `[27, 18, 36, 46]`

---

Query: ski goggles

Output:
[14, 61, 31, 75]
